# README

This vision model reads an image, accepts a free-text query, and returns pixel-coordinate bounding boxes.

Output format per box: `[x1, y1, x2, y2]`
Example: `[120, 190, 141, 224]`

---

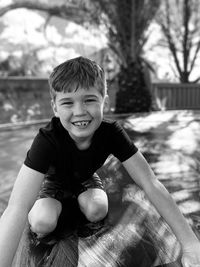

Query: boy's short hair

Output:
[49, 56, 107, 100]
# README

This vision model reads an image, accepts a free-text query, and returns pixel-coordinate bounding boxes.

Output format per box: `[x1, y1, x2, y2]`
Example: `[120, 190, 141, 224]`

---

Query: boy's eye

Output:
[61, 101, 73, 106]
[85, 98, 97, 103]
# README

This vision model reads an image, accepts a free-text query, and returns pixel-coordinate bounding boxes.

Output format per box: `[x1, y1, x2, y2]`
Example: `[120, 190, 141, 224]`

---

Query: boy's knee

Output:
[28, 198, 62, 235]
[78, 188, 108, 222]
[84, 202, 108, 222]
[28, 213, 58, 235]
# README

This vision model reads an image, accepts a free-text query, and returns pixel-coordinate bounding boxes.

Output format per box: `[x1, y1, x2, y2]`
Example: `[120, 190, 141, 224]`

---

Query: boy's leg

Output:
[28, 180, 62, 237]
[28, 197, 62, 237]
[77, 174, 108, 223]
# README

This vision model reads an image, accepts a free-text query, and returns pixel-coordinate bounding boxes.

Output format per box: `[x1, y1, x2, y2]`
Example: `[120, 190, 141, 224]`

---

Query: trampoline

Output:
[0, 111, 200, 267]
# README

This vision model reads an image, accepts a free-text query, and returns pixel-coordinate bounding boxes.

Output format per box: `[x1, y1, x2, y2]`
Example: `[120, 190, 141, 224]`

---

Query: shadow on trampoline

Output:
[2, 111, 200, 266]
[15, 180, 182, 267]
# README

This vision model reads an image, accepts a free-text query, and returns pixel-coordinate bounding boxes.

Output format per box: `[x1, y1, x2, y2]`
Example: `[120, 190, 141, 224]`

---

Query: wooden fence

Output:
[0, 77, 52, 124]
[152, 83, 200, 110]
[0, 78, 200, 124]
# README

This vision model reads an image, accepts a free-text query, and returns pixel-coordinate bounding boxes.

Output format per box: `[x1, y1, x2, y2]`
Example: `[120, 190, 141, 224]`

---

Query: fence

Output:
[0, 77, 116, 124]
[1, 78, 200, 124]
[152, 83, 200, 110]
[0, 77, 53, 124]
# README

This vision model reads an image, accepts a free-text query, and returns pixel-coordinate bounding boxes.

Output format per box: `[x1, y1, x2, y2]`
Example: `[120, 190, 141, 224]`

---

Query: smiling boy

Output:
[0, 57, 200, 267]
[52, 88, 105, 149]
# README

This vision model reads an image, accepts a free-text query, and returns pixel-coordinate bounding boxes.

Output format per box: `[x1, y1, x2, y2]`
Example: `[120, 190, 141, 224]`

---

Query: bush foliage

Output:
[115, 61, 152, 113]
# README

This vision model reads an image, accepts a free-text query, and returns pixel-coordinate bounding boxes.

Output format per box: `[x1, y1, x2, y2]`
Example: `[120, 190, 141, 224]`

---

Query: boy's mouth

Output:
[72, 120, 91, 127]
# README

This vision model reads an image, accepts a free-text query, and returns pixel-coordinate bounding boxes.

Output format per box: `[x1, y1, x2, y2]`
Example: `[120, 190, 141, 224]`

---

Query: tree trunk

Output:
[131, 0, 136, 63]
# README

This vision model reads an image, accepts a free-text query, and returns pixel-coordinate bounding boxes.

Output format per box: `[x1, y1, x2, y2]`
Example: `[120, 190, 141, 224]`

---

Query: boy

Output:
[0, 56, 200, 267]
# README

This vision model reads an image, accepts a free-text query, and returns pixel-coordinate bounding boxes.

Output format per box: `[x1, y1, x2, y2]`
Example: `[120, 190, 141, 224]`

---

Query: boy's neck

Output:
[75, 139, 91, 150]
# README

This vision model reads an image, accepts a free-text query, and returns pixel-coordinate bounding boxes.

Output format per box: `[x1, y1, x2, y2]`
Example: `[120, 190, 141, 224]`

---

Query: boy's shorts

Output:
[38, 173, 105, 202]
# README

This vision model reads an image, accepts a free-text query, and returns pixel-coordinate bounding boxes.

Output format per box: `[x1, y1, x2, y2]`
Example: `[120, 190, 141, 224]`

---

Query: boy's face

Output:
[52, 87, 107, 146]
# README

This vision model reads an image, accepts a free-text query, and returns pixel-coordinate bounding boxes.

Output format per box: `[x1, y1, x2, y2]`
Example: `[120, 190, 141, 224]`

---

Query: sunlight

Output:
[0, 0, 12, 7]
[64, 22, 107, 48]
[1, 9, 46, 44]
[0, 7, 107, 68]
[167, 121, 200, 153]
[171, 189, 192, 202]
[1, 8, 45, 31]
[179, 200, 200, 215]
[125, 111, 178, 132]
[40, 47, 79, 67]
[151, 154, 191, 175]
[46, 25, 63, 44]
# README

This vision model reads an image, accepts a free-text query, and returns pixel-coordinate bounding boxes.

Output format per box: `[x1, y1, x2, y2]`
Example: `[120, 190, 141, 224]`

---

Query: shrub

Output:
[115, 61, 152, 113]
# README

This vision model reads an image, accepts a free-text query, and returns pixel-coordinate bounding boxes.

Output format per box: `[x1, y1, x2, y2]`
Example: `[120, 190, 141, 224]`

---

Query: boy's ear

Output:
[103, 95, 110, 113]
[51, 100, 58, 117]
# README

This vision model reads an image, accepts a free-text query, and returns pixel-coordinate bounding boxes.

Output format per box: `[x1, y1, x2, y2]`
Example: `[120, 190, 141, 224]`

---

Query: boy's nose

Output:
[73, 103, 87, 115]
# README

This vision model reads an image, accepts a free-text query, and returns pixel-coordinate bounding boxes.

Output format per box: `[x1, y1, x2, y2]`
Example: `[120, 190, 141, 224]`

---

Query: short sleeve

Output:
[109, 121, 138, 162]
[24, 131, 55, 174]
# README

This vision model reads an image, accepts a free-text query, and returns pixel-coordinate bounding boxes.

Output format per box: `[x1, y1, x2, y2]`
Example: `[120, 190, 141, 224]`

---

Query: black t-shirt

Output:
[24, 117, 138, 188]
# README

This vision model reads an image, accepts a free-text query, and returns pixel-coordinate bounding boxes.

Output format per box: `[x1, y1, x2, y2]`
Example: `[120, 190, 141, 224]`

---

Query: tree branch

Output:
[130, 0, 136, 62]
[189, 40, 200, 73]
[182, 0, 190, 75]
[0, 2, 91, 24]
[161, 22, 182, 78]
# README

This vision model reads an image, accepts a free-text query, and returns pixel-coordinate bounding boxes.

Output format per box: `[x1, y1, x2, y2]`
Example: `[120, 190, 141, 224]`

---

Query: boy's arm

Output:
[122, 151, 200, 266]
[0, 164, 44, 267]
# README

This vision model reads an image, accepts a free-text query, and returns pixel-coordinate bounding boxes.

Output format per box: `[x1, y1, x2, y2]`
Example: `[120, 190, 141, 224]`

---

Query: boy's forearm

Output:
[0, 206, 28, 267]
[145, 180, 199, 248]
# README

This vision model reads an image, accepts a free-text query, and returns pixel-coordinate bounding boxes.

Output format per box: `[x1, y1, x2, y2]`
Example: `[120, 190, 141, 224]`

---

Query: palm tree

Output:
[90, 0, 160, 112]
[0, 0, 160, 112]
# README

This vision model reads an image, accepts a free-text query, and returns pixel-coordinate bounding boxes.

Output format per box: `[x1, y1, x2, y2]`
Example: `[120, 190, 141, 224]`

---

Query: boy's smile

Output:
[52, 87, 106, 148]
[72, 120, 91, 128]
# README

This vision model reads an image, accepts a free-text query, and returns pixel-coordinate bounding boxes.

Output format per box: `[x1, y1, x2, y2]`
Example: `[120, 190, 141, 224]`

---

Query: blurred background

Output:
[1, 0, 200, 123]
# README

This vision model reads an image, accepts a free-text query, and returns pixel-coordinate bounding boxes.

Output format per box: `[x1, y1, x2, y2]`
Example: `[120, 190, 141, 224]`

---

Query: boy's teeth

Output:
[73, 121, 89, 126]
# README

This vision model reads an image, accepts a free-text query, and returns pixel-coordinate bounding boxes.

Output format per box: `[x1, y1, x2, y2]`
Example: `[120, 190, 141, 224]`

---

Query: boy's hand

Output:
[181, 243, 200, 267]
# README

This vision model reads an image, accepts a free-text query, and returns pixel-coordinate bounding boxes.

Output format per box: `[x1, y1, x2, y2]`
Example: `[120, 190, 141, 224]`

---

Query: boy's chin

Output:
[70, 130, 93, 140]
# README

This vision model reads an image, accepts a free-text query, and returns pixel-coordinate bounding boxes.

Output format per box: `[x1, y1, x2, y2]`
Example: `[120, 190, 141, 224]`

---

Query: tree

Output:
[95, 0, 160, 112]
[156, 0, 200, 83]
[0, 0, 160, 112]
[0, 1, 90, 24]
[0, 0, 160, 65]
